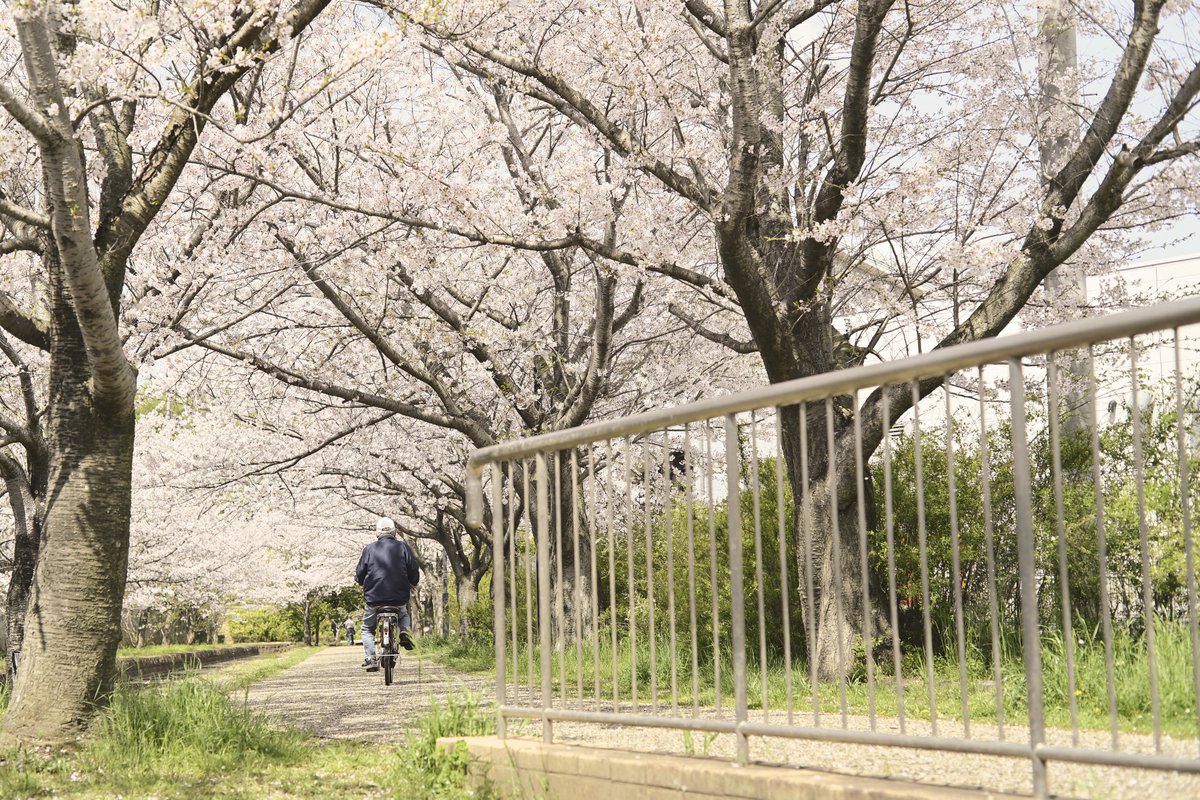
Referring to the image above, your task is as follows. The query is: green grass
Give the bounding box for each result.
[422,618,1200,739]
[0,657,496,799]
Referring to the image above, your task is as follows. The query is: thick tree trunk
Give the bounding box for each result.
[302,598,313,646]
[1038,0,1090,434]
[1,470,38,683]
[542,453,594,642]
[455,574,477,639]
[2,409,132,738]
[2,273,134,741]
[440,556,451,638]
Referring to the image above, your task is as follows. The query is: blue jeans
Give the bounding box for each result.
[361,604,411,660]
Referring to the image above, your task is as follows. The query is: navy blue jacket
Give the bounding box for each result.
[355,536,421,606]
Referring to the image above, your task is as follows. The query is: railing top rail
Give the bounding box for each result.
[465,295,1200,522]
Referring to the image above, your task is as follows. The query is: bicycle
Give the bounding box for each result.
[374,605,412,685]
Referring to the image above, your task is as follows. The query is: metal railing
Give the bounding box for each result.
[466,297,1200,798]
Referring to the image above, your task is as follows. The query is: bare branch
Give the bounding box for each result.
[0,285,50,352]
[0,236,41,255]
[668,302,758,353]
[0,80,57,142]
[177,328,494,447]
[684,0,727,36]
[396,12,716,209]
[0,194,49,229]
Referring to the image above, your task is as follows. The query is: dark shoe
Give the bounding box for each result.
[398,630,415,651]
[364,658,380,672]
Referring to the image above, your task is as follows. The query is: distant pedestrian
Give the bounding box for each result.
[344,616,356,646]
[331,618,338,644]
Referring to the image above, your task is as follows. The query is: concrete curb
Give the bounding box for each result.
[117,643,293,680]
[438,736,1024,800]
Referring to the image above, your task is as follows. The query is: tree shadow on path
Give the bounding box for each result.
[243,645,492,741]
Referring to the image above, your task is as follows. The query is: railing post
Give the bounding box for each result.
[725,414,749,765]
[491,463,507,739]
[1009,358,1048,799]
[536,452,554,744]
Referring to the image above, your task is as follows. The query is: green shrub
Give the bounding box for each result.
[227,605,302,642]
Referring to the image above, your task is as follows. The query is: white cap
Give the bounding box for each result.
[375,516,397,537]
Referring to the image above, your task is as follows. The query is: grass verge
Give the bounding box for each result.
[420,618,1200,739]
[0,660,495,799]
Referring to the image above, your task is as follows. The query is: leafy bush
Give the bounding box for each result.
[227,605,302,642]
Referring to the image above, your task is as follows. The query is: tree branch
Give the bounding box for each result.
[668,302,758,353]
[0,193,49,229]
[13,8,135,404]
[95,0,335,274]
[0,79,57,142]
[178,328,494,447]
[685,0,727,36]
[0,289,50,351]
[399,13,716,209]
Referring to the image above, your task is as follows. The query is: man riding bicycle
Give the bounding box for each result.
[355,516,420,671]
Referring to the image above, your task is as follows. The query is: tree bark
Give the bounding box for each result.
[455,574,477,639]
[3,273,133,740]
[0,456,39,683]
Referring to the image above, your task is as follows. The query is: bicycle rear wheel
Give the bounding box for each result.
[383,653,395,685]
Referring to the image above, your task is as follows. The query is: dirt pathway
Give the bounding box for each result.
[243,644,491,742]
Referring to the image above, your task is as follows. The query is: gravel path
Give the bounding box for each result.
[243,644,491,742]
[247,647,1199,798]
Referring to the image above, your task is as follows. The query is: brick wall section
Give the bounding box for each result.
[438,736,1023,800]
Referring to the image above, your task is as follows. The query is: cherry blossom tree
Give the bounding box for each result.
[143,22,759,638]
[374,0,1200,676]
[0,0,334,740]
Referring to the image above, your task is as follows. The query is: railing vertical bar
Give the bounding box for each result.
[572,449,584,705]
[978,367,1005,738]
[826,396,848,727]
[626,438,638,712]
[750,410,769,722]
[911,381,938,735]
[944,377,969,738]
[554,452,567,703]
[588,447,601,711]
[524,459,535,701]
[1047,354,1079,745]
[1008,358,1047,799]
[726,413,750,765]
[606,440,619,710]
[853,390,877,730]
[509,461,520,703]
[881,389,906,733]
[1175,333,1200,752]
[536,453,554,743]
[492,463,508,739]
[664,432,679,716]
[1129,340,1163,752]
[777,408,794,725]
[1088,348,1120,749]
[706,421,723,717]
[645,443,658,714]
[800,403,818,724]
[685,424,700,719]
